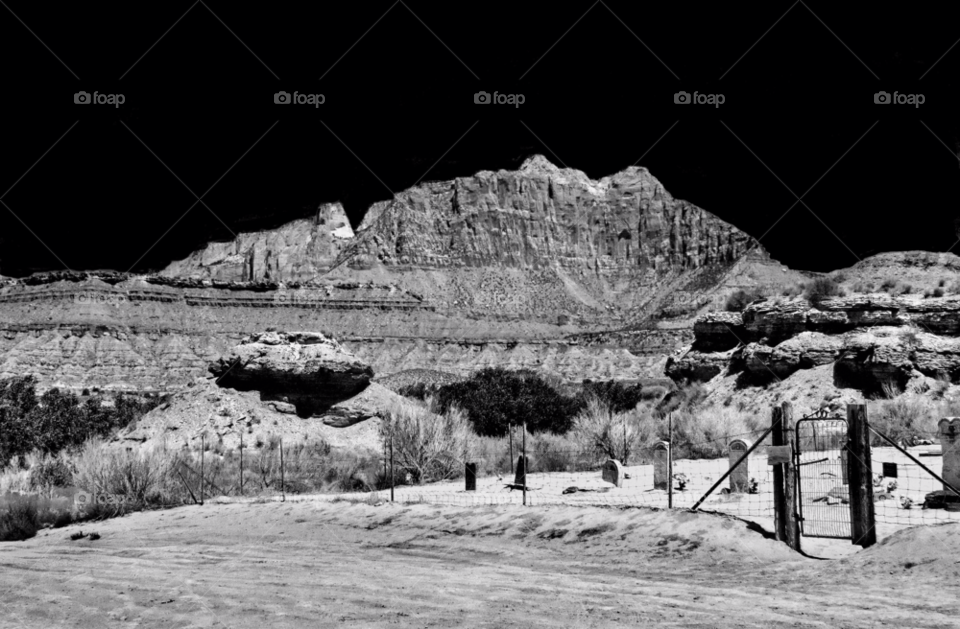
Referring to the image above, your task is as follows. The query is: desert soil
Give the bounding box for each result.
[1,500,958,628]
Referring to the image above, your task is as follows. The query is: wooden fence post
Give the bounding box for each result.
[846,403,876,548]
[772,402,800,551]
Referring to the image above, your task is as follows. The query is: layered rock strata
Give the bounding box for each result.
[667,296,960,392]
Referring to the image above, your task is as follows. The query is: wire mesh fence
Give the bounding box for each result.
[109,413,960,545]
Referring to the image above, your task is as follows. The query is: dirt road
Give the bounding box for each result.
[1,500,958,628]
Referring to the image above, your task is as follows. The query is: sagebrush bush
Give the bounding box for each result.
[724,288,765,312]
[381,397,471,484]
[804,276,843,308]
[0,495,40,541]
[571,398,658,464]
[871,395,941,446]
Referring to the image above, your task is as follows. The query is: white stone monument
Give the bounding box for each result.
[653,441,670,490]
[728,438,752,493]
[939,418,960,492]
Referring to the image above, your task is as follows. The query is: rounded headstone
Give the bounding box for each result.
[653,441,670,490]
[602,459,624,488]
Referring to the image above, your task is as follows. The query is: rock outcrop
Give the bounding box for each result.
[668,296,960,393]
[208,331,373,416]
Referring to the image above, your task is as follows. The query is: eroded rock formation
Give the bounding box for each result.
[209,331,374,416]
[668,296,960,393]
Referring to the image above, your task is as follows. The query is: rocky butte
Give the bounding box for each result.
[0,156,801,394]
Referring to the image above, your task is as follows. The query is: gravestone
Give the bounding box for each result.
[939,418,960,492]
[465,463,477,491]
[728,438,752,493]
[514,455,530,487]
[602,459,624,488]
[653,441,670,490]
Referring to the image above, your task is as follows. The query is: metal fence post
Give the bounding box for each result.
[390,431,395,503]
[199,434,205,506]
[667,413,673,509]
[280,437,285,503]
[239,431,244,496]
[522,422,527,507]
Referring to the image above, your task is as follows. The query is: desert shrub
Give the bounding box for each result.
[72,439,190,509]
[27,453,74,493]
[435,368,580,436]
[933,287,945,298]
[724,288,765,312]
[871,395,940,446]
[0,377,164,463]
[0,494,40,541]
[831,272,848,284]
[640,385,670,402]
[380,398,471,484]
[899,326,921,346]
[781,284,803,297]
[396,382,434,400]
[669,406,765,459]
[570,399,659,464]
[529,431,579,472]
[804,276,842,308]
[899,284,913,295]
[577,380,644,413]
[880,278,898,293]
[851,281,872,294]
[656,383,709,417]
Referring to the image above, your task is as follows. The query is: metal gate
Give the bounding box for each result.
[795,416,852,539]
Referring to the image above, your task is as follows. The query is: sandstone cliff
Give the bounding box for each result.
[0,157,804,393]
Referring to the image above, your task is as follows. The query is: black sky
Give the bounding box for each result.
[1,1,959,276]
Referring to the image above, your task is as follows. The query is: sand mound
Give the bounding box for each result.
[115,379,408,451]
[836,522,960,577]
[326,502,799,564]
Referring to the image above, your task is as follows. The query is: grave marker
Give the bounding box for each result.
[465,463,477,491]
[602,459,624,488]
[653,441,670,490]
[939,418,960,492]
[514,455,530,487]
[728,438,752,492]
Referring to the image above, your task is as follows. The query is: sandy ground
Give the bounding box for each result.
[2,501,959,628]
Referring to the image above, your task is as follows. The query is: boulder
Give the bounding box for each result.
[209,331,374,415]
[665,348,734,382]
